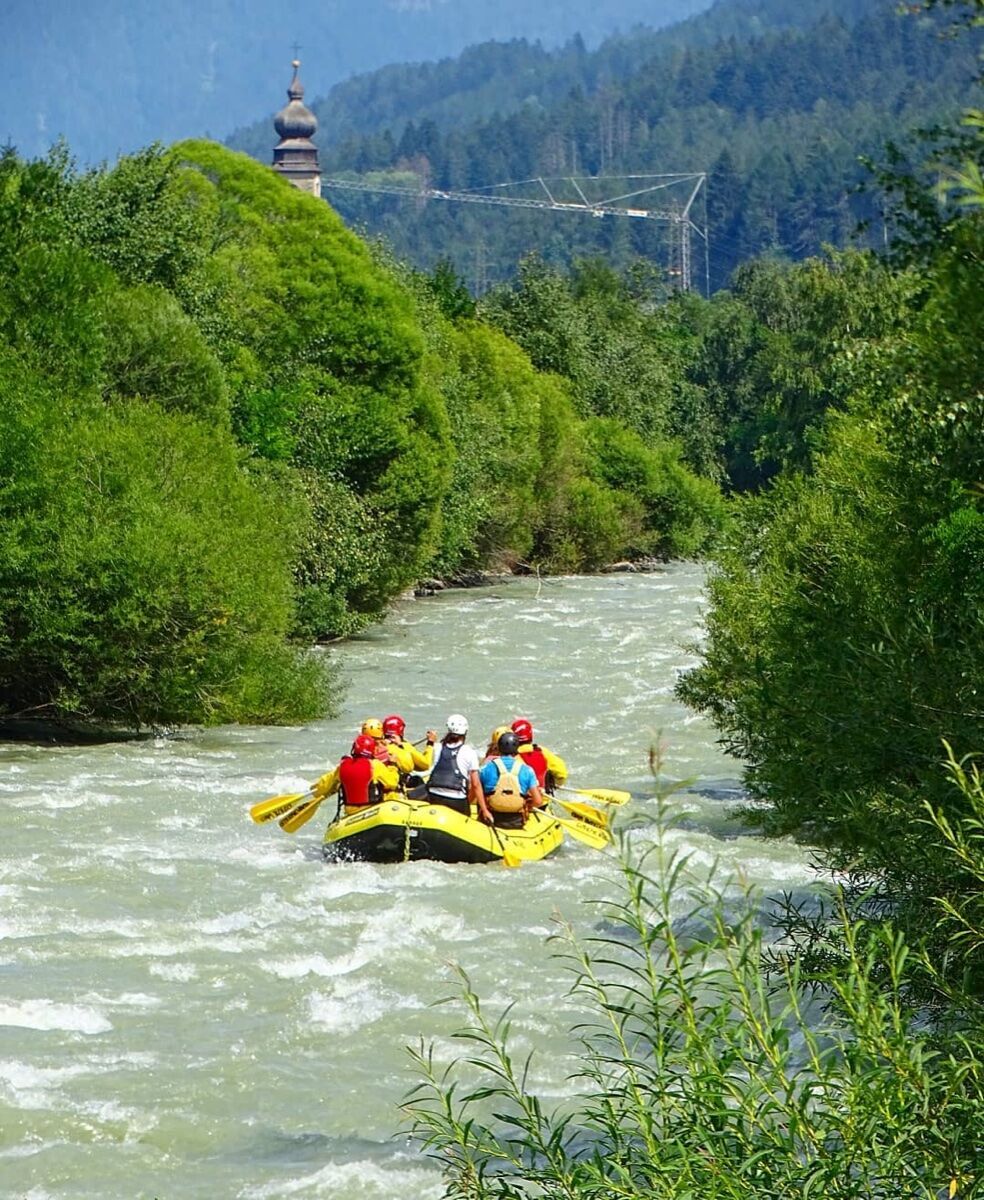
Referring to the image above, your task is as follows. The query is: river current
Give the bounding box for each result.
[0,570,817,1199]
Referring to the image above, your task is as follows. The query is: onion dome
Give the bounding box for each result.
[274,60,318,141]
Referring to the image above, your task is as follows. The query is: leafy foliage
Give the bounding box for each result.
[678,212,984,984]
[0,149,335,726]
[684,250,920,489]
[407,799,984,1198]
[0,140,727,725]
[0,364,328,726]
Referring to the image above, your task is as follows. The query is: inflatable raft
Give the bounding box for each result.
[322,797,565,865]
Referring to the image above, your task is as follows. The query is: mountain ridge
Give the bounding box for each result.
[228,0,877,160]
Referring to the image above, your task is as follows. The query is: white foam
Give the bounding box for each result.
[149,961,198,982]
[0,1000,112,1035]
[240,1158,443,1199]
[0,917,37,941]
[0,1140,66,1161]
[306,984,423,1035]
[259,953,340,981]
[0,1060,93,1091]
[198,909,263,935]
[158,814,205,830]
[81,991,162,1010]
[15,789,121,811]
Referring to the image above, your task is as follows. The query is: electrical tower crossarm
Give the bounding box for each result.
[322,177,693,224]
[320,173,709,294]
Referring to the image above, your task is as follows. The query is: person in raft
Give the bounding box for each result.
[482,725,511,763]
[511,717,568,795]
[361,717,414,776]
[311,734,400,815]
[422,714,483,818]
[479,730,545,830]
[382,714,437,781]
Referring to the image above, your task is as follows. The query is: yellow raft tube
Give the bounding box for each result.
[323,798,564,865]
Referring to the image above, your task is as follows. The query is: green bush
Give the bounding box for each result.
[586,417,727,558]
[685,252,918,490]
[0,374,330,726]
[678,221,984,988]
[427,322,546,575]
[291,472,391,640]
[100,284,229,420]
[407,798,984,1199]
[482,256,684,448]
[169,141,452,630]
[0,237,111,391]
[544,477,638,572]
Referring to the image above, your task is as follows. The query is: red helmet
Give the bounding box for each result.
[352,735,376,758]
[511,718,534,743]
[382,714,406,738]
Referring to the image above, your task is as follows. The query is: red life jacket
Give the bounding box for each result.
[338,755,378,807]
[520,745,549,788]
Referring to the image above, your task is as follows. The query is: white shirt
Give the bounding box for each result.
[425,739,480,797]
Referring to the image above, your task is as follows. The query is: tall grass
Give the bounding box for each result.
[405,783,984,1198]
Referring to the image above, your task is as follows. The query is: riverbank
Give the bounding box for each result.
[413,555,672,596]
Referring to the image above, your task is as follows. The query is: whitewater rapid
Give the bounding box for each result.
[0,569,816,1199]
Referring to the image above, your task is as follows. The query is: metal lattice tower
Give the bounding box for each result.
[322,172,709,294]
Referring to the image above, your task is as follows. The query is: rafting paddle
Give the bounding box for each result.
[551,811,612,850]
[249,790,313,824]
[279,794,325,834]
[557,785,630,807]
[487,820,521,868]
[554,798,609,828]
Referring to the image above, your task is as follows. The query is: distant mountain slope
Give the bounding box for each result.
[229,0,875,160]
[231,0,978,291]
[0,0,710,165]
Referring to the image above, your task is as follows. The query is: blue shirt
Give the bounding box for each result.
[479,756,538,796]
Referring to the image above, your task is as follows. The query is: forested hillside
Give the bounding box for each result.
[0,141,723,729]
[230,0,978,289]
[0,0,708,165]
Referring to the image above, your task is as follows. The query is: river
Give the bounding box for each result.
[0,569,817,1199]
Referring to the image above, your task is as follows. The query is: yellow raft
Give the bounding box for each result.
[322,797,565,865]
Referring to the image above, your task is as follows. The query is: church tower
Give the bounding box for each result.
[272,60,321,197]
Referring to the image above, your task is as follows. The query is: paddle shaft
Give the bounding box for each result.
[486,817,521,868]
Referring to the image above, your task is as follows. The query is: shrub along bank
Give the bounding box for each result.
[408,787,984,1199]
[676,93,984,993]
[0,141,724,728]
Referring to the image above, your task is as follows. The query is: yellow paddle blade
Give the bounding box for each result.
[553,812,611,850]
[279,796,324,834]
[250,791,309,824]
[559,785,631,807]
[499,842,522,869]
[488,823,521,867]
[555,798,609,828]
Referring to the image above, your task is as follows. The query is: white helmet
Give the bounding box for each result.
[446,713,468,736]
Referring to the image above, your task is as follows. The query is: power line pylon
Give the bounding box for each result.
[322,172,710,294]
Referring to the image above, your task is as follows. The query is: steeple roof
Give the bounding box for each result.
[274,60,317,141]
